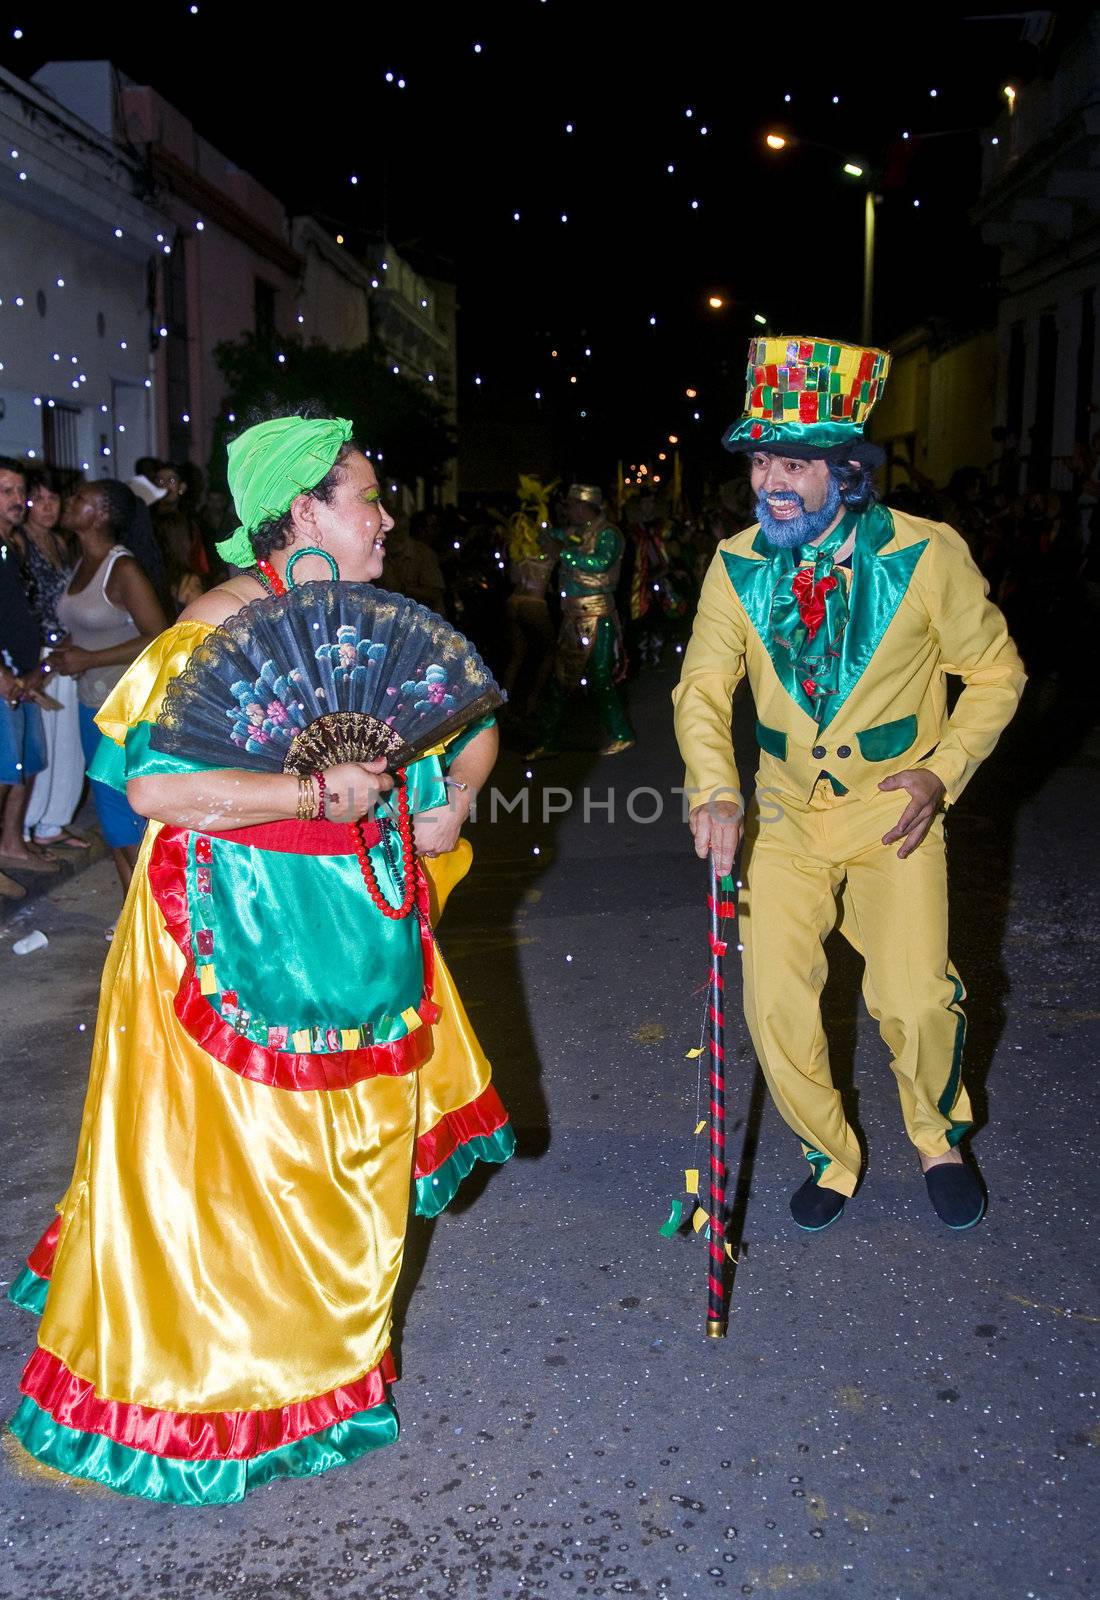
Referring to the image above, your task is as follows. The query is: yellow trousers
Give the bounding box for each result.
[740,778,972,1196]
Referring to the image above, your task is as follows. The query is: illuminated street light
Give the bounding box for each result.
[765,130,876,343]
[754,313,768,325]
[685,387,697,398]
[668,434,679,445]
[1003,84,1017,112]
[707,295,724,309]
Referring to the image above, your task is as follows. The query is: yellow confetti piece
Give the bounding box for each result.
[292,1029,311,1052]
[692,1205,709,1233]
[401,1005,423,1033]
[340,1029,360,1051]
[694,1120,706,1136]
[685,1046,703,1059]
[198,964,217,995]
[685,1168,699,1195]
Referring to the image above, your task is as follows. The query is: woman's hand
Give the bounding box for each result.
[0,665,20,708]
[323,760,394,822]
[413,790,471,858]
[48,643,93,677]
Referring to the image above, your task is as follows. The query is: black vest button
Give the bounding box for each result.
[812,744,826,760]
[836,744,852,758]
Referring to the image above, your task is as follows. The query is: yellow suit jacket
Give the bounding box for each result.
[672,505,1025,809]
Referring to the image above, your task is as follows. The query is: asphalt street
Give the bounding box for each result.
[1,666,1097,1600]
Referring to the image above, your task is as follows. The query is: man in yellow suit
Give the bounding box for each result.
[673,336,1025,1231]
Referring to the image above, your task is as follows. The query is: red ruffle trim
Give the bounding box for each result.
[21,1345,397,1461]
[414,1082,510,1179]
[27,1216,61,1280]
[147,827,439,1092]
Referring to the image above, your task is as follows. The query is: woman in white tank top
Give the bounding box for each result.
[52,482,168,901]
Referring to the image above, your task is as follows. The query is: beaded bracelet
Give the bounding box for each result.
[313,769,327,822]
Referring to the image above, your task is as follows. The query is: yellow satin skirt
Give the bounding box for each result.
[9,828,513,1501]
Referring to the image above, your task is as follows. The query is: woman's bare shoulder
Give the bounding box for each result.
[179,577,264,627]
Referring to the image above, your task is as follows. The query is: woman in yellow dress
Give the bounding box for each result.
[7,407,514,1504]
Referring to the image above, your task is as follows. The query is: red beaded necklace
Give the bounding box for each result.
[255,561,417,919]
[354,783,417,919]
[254,558,285,595]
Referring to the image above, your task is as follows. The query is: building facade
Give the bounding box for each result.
[0,63,171,477]
[868,327,999,492]
[971,15,1100,492]
[366,242,458,504]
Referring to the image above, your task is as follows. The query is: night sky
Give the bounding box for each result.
[4,4,1053,483]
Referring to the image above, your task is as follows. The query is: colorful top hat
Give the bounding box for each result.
[723,335,891,464]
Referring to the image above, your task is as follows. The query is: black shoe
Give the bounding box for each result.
[924,1161,985,1229]
[789,1176,846,1231]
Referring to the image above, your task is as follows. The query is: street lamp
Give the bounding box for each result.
[765,132,877,344]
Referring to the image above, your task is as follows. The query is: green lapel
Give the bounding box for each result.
[825,505,927,729]
[720,504,928,729]
[720,538,808,717]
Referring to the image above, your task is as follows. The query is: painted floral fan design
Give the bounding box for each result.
[151,583,503,774]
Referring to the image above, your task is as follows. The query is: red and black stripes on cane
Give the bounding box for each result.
[706,857,732,1337]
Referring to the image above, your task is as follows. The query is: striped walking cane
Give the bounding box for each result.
[706,855,734,1337]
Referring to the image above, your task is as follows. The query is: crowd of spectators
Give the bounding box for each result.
[2,437,1096,907]
[0,452,222,913]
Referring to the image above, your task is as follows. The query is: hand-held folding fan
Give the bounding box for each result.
[150,583,504,773]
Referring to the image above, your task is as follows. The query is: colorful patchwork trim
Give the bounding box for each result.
[19,1344,397,1459]
[10,1391,398,1506]
[414,1085,515,1218]
[147,826,439,1091]
[743,335,890,426]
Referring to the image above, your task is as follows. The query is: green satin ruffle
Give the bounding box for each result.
[723,417,867,452]
[7,1266,48,1316]
[89,720,215,793]
[9,1392,399,1506]
[445,713,496,765]
[414,1125,517,1218]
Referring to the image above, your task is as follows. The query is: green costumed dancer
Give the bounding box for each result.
[527,483,635,759]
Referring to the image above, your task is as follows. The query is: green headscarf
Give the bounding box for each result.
[216,415,354,569]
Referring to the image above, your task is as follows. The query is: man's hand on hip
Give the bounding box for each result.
[689,799,743,877]
[879,769,946,859]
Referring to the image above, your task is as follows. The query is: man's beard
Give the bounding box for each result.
[756,475,841,548]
